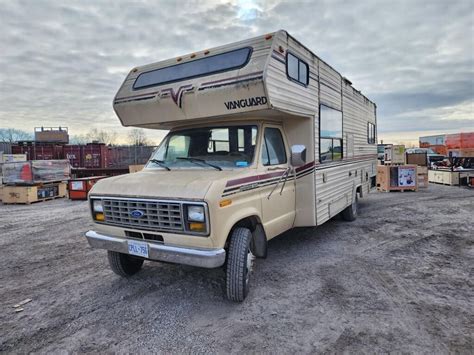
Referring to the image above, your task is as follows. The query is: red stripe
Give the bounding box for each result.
[295,160,316,172]
[225,170,285,188]
[115,91,159,101]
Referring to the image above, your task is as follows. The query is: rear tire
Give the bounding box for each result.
[226,227,254,302]
[341,195,358,221]
[107,251,144,277]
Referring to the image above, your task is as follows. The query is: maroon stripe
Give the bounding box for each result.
[201,71,264,86]
[226,170,285,188]
[115,90,160,101]
[295,160,316,172]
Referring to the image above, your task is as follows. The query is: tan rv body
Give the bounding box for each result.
[85,30,377,300]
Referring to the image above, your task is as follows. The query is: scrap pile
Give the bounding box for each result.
[1,158,70,204]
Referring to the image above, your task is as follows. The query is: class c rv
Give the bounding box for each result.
[85,30,377,301]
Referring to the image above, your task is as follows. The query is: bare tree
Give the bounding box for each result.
[127,128,149,146]
[69,134,89,145]
[0,128,33,142]
[86,128,118,145]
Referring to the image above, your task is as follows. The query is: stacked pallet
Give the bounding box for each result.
[1,160,70,204]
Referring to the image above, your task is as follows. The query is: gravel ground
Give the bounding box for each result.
[0,184,473,353]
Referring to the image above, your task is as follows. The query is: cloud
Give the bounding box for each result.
[0,0,473,144]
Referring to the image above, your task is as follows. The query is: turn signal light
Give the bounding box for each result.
[189,222,206,232]
[219,199,232,207]
[94,212,105,221]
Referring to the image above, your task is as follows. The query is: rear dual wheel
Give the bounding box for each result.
[341,195,358,221]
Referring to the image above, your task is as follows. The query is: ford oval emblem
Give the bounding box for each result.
[130,209,144,218]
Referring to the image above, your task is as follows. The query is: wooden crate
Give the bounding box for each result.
[428,170,459,186]
[2,182,67,204]
[377,165,417,192]
[384,145,405,164]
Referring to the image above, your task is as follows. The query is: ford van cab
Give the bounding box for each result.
[85,30,377,301]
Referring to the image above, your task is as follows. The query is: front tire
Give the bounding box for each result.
[341,195,358,221]
[226,227,254,302]
[107,251,144,277]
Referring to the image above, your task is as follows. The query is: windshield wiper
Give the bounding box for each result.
[176,157,222,171]
[149,159,171,171]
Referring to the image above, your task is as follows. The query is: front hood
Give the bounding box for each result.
[90,169,239,200]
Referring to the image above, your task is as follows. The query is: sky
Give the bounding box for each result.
[0,0,473,145]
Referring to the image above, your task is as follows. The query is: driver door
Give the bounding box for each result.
[259,125,296,238]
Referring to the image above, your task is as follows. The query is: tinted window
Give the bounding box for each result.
[321,105,342,138]
[320,138,332,162]
[286,53,309,86]
[134,47,252,89]
[367,122,376,144]
[287,53,299,81]
[261,128,287,166]
[320,105,343,162]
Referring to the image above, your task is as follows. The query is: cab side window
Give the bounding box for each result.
[261,127,287,166]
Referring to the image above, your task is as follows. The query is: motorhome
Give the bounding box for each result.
[85,30,377,301]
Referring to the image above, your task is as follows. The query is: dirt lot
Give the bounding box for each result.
[0,184,473,353]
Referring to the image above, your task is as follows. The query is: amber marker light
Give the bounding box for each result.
[189,222,206,232]
[204,50,210,55]
[177,57,183,62]
[190,53,196,58]
[95,213,105,221]
[265,34,273,40]
[219,199,232,208]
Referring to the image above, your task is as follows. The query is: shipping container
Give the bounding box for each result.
[446,132,474,150]
[12,143,63,160]
[0,142,12,154]
[447,148,474,158]
[82,143,108,169]
[63,145,83,168]
[106,145,155,168]
[419,134,446,147]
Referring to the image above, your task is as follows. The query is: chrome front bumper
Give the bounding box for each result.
[85,231,226,268]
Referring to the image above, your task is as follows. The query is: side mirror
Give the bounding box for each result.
[290,145,307,167]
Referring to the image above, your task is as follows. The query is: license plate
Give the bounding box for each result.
[128,240,149,258]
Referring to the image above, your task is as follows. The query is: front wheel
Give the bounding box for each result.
[341,195,358,221]
[225,227,254,302]
[107,251,144,277]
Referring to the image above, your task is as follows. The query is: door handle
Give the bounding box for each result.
[267,166,287,171]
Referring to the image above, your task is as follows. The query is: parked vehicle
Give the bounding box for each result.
[85,30,378,301]
[406,148,444,164]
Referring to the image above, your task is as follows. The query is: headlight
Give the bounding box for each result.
[92,199,104,212]
[187,205,205,222]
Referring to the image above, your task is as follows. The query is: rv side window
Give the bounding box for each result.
[133,47,252,89]
[367,123,376,144]
[261,128,287,166]
[286,53,309,86]
[319,105,343,162]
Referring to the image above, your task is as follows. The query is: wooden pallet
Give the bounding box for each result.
[377,186,418,193]
[2,182,67,204]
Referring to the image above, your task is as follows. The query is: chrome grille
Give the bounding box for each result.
[102,198,184,231]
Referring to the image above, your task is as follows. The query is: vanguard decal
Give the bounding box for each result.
[224,96,267,110]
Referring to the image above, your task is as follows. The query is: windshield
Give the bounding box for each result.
[148,125,258,170]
